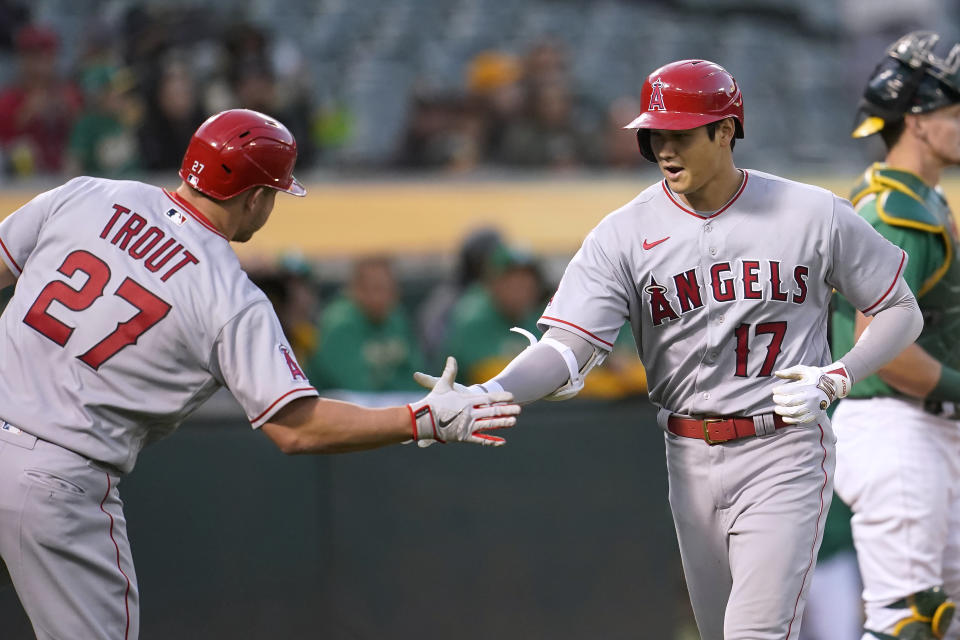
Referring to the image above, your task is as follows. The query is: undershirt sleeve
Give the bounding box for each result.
[837,277,923,384]
[484,327,597,404]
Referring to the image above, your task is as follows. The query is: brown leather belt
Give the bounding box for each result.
[667,414,788,445]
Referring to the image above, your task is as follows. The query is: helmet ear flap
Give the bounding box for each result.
[637,130,656,162]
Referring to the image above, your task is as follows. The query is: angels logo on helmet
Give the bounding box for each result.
[649,78,667,112]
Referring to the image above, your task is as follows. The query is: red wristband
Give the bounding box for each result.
[406,404,418,440]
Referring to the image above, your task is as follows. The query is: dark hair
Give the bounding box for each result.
[879,118,906,150]
[705,120,737,151]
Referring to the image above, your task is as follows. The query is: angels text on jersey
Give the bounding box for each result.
[645,259,809,326]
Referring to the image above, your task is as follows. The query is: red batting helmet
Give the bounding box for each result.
[624,59,744,162]
[180,109,306,200]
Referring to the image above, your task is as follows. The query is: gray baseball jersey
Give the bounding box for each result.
[0,176,317,473]
[539,170,906,416]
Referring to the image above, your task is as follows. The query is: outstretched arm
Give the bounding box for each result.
[415,327,602,405]
[261,397,412,454]
[262,357,520,454]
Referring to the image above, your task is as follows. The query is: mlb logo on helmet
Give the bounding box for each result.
[165,208,187,226]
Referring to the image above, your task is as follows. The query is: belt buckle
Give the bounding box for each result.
[702,418,724,445]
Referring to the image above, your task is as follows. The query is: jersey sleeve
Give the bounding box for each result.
[210,300,319,428]
[827,195,908,316]
[538,227,629,350]
[0,180,71,276]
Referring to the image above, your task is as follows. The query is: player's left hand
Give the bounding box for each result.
[407,356,520,446]
[771,362,851,424]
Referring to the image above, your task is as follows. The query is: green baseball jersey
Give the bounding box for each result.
[442,284,541,384]
[306,296,424,392]
[832,164,960,397]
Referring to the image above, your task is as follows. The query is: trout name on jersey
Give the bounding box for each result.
[99,204,200,282]
[645,259,809,326]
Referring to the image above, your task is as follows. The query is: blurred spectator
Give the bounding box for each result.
[492,38,604,169]
[203,22,316,168]
[120,5,218,80]
[230,58,317,168]
[312,94,353,160]
[247,254,321,364]
[442,243,545,384]
[74,18,120,72]
[307,256,424,392]
[465,51,525,162]
[417,227,504,363]
[495,77,597,169]
[0,25,83,175]
[395,91,485,170]
[523,38,568,88]
[66,65,141,177]
[603,96,645,168]
[138,57,207,171]
[223,22,269,73]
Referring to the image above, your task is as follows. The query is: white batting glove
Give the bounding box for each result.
[407,356,520,446]
[412,365,502,447]
[771,361,851,424]
[412,367,475,448]
[412,371,475,394]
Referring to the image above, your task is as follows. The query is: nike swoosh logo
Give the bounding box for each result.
[437,413,460,430]
[643,236,670,250]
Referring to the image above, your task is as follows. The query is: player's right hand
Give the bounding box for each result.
[407,357,520,446]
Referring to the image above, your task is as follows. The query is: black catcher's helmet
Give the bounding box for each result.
[853,31,960,138]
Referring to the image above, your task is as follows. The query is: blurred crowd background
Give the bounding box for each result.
[0,1,956,638]
[2,0,958,179]
[1,0,954,400]
[0,0,956,398]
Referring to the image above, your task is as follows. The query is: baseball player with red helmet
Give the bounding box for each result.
[415,59,924,639]
[0,108,519,639]
[832,31,960,640]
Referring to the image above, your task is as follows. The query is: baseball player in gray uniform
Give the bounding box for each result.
[0,108,520,640]
[415,59,924,639]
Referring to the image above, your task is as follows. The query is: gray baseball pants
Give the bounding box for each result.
[665,420,835,640]
[0,422,138,639]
